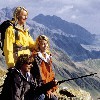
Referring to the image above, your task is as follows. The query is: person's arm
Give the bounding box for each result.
[14,74,23,100]
[27,32,35,50]
[47,57,58,93]
[1,69,20,100]
[49,57,55,81]
[3,26,15,68]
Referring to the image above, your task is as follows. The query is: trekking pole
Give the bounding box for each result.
[57,73,97,85]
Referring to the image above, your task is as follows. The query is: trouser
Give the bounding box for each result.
[25,92,45,100]
[34,94,45,100]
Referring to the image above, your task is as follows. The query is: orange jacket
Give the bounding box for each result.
[32,51,57,93]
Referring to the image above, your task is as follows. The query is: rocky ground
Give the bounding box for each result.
[0,49,99,100]
[0,67,93,100]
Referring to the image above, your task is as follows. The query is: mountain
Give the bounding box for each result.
[33,14,94,44]
[0,7,13,22]
[93,35,100,46]
[1,8,100,61]
[51,48,100,100]
[31,14,100,61]
[0,7,100,99]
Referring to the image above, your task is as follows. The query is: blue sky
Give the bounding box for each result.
[0,0,100,35]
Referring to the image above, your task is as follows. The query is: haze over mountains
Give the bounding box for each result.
[0,7,100,99]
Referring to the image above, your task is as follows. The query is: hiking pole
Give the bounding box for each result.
[57,73,97,85]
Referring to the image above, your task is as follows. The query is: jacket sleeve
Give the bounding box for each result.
[1,70,17,100]
[27,33,35,50]
[47,59,58,93]
[14,74,24,100]
[3,26,15,68]
[48,58,55,81]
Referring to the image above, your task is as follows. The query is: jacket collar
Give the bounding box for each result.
[15,22,29,32]
[37,52,51,63]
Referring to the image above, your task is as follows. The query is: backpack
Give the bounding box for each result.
[0,20,18,55]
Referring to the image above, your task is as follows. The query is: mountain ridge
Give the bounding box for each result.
[30,14,100,61]
[33,14,95,44]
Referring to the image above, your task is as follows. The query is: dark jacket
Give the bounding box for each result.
[0,68,34,100]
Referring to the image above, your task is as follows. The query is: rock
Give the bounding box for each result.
[54,88,93,100]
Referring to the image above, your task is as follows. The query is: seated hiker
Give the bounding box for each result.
[31,35,58,100]
[2,6,35,68]
[0,54,45,100]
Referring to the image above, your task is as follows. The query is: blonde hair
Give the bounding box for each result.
[13,6,28,21]
[35,35,50,54]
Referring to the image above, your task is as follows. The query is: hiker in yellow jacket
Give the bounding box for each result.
[3,7,35,68]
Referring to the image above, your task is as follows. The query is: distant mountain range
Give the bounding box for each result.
[0,7,100,61]
[33,14,94,44]
[31,14,100,61]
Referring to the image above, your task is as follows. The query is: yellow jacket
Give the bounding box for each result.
[3,25,35,68]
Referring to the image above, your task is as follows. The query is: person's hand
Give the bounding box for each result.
[47,91,57,99]
[47,91,53,99]
[55,79,58,85]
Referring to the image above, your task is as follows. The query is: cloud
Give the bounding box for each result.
[0,0,100,34]
[71,15,78,20]
[57,5,74,14]
[0,0,20,9]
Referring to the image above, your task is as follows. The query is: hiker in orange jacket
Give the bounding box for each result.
[3,6,35,68]
[31,35,58,100]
